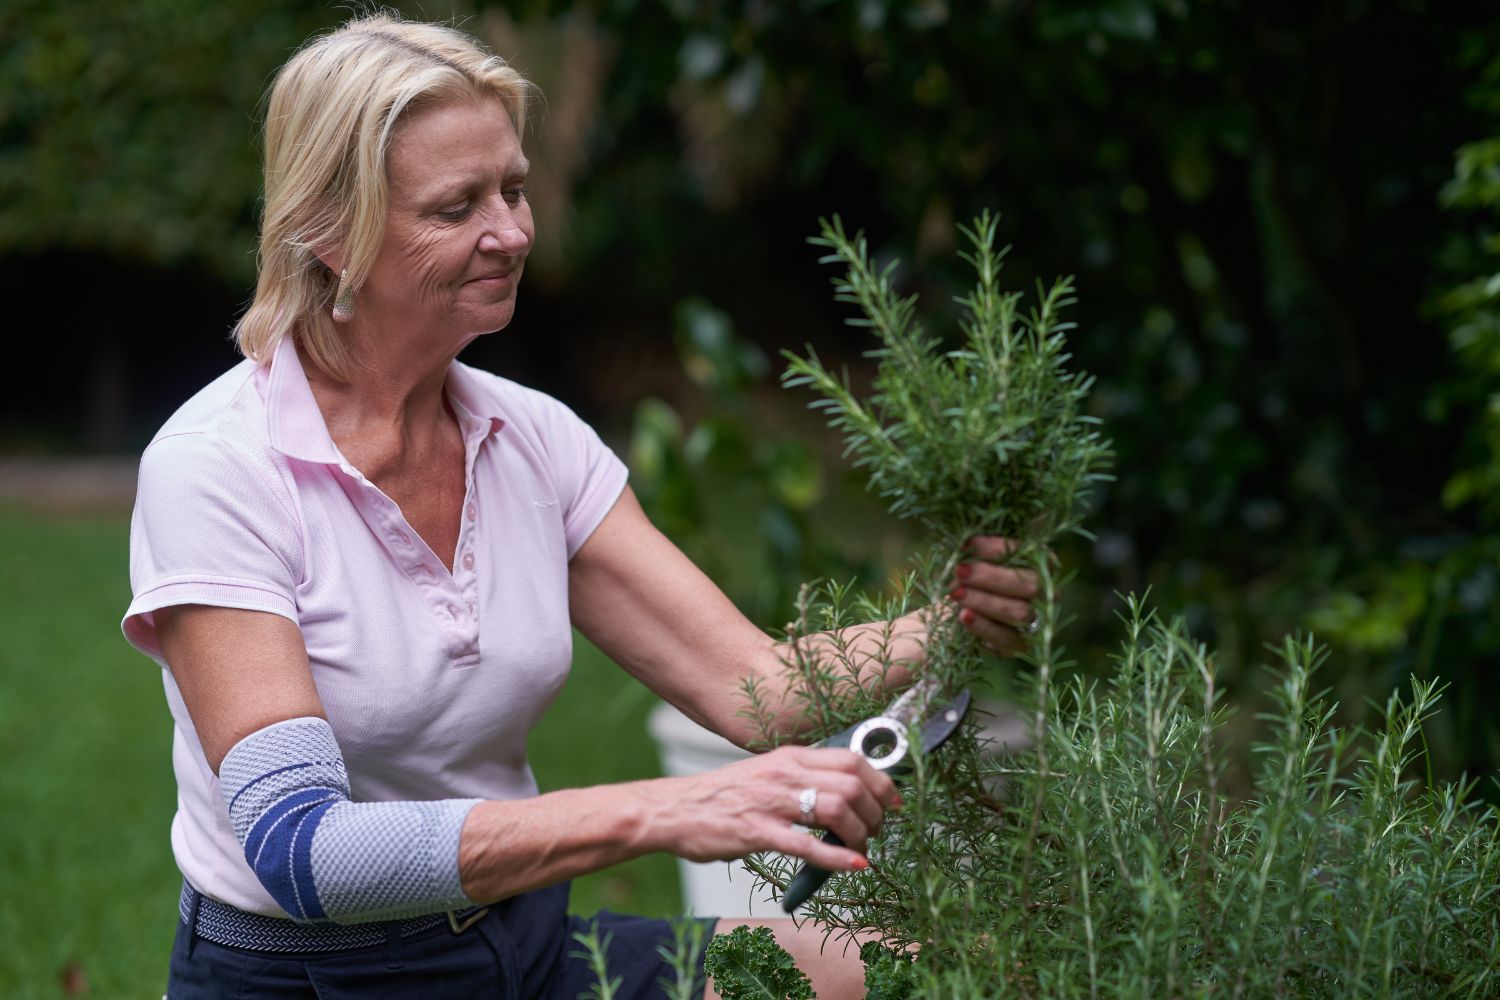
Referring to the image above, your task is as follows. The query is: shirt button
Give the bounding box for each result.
[466,504,477,522]
[447,603,460,618]
[462,552,475,571]
[467,602,477,619]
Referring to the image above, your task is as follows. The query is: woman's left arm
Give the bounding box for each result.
[568,487,1038,747]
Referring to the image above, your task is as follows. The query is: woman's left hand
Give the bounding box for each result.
[949,536,1041,656]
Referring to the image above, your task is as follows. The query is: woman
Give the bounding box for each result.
[122,13,1039,998]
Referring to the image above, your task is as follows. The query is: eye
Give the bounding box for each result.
[502,186,529,207]
[436,201,471,222]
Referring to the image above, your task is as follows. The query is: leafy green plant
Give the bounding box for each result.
[706,214,1500,996]
[629,298,881,628]
[656,916,711,1000]
[571,920,622,1000]
[704,925,815,1000]
[1309,70,1500,784]
[770,211,1109,711]
[859,940,920,1000]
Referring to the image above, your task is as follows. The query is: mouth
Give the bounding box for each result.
[466,273,515,286]
[465,266,522,287]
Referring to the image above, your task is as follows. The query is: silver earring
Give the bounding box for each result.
[332,268,355,322]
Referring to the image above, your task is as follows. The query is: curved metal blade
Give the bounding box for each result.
[917,688,972,753]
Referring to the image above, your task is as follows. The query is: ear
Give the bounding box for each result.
[311,243,345,275]
[309,208,347,274]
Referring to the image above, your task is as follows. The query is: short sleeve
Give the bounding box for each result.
[523,392,628,558]
[122,431,303,661]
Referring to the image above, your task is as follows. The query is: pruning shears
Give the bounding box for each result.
[780,675,973,912]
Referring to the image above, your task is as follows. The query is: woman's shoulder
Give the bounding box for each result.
[136,359,294,512]
[144,358,267,455]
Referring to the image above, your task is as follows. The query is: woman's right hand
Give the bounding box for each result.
[652,746,901,871]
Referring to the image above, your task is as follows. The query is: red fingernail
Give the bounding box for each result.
[950,586,967,601]
[851,857,869,871]
[955,563,972,580]
[892,793,905,809]
[960,608,976,625]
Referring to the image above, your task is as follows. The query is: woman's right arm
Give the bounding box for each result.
[155,605,324,769]
[157,604,892,919]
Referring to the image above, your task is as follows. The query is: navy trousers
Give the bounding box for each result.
[167,882,714,999]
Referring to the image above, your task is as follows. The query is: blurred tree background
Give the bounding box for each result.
[3,0,1496,786]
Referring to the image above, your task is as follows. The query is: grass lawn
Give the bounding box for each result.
[0,504,680,998]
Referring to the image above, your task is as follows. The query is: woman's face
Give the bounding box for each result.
[358,95,533,353]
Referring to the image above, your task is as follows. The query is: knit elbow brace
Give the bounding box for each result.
[217,716,480,925]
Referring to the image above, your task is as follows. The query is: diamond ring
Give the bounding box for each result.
[797,787,818,827]
[1024,613,1041,635]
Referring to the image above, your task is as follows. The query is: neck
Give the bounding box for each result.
[299,322,460,458]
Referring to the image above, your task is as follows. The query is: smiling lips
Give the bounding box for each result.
[466,271,517,285]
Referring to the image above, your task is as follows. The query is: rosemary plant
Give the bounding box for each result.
[572,920,623,1000]
[709,215,1500,998]
[657,917,711,1000]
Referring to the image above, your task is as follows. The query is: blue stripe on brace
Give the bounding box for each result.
[291,799,335,921]
[243,786,339,920]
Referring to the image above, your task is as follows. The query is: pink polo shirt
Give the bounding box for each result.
[122,337,628,916]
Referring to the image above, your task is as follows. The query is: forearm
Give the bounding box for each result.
[463,746,900,890]
[723,608,933,747]
[457,780,668,903]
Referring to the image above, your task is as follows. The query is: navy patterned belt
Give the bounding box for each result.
[178,881,492,954]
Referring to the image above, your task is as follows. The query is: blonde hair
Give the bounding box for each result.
[234,12,533,380]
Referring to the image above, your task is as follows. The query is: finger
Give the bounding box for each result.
[958,606,1025,656]
[816,788,874,850]
[793,746,868,772]
[762,820,869,872]
[954,561,1038,599]
[950,587,1033,630]
[800,748,901,809]
[789,760,888,839]
[965,536,1020,562]
[813,769,885,837]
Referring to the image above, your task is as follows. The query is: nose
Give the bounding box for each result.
[478,201,530,256]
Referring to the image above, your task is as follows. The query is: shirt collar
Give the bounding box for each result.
[263,336,344,464]
[263,338,505,463]
[444,360,508,444]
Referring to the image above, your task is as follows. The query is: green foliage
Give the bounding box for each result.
[1308,55,1500,782]
[655,917,710,1000]
[1433,120,1500,536]
[735,217,1500,995]
[703,925,815,1000]
[0,0,338,278]
[628,298,880,627]
[859,941,919,1000]
[571,920,622,1000]
[785,212,1111,556]
[751,602,1500,996]
[776,213,1109,705]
